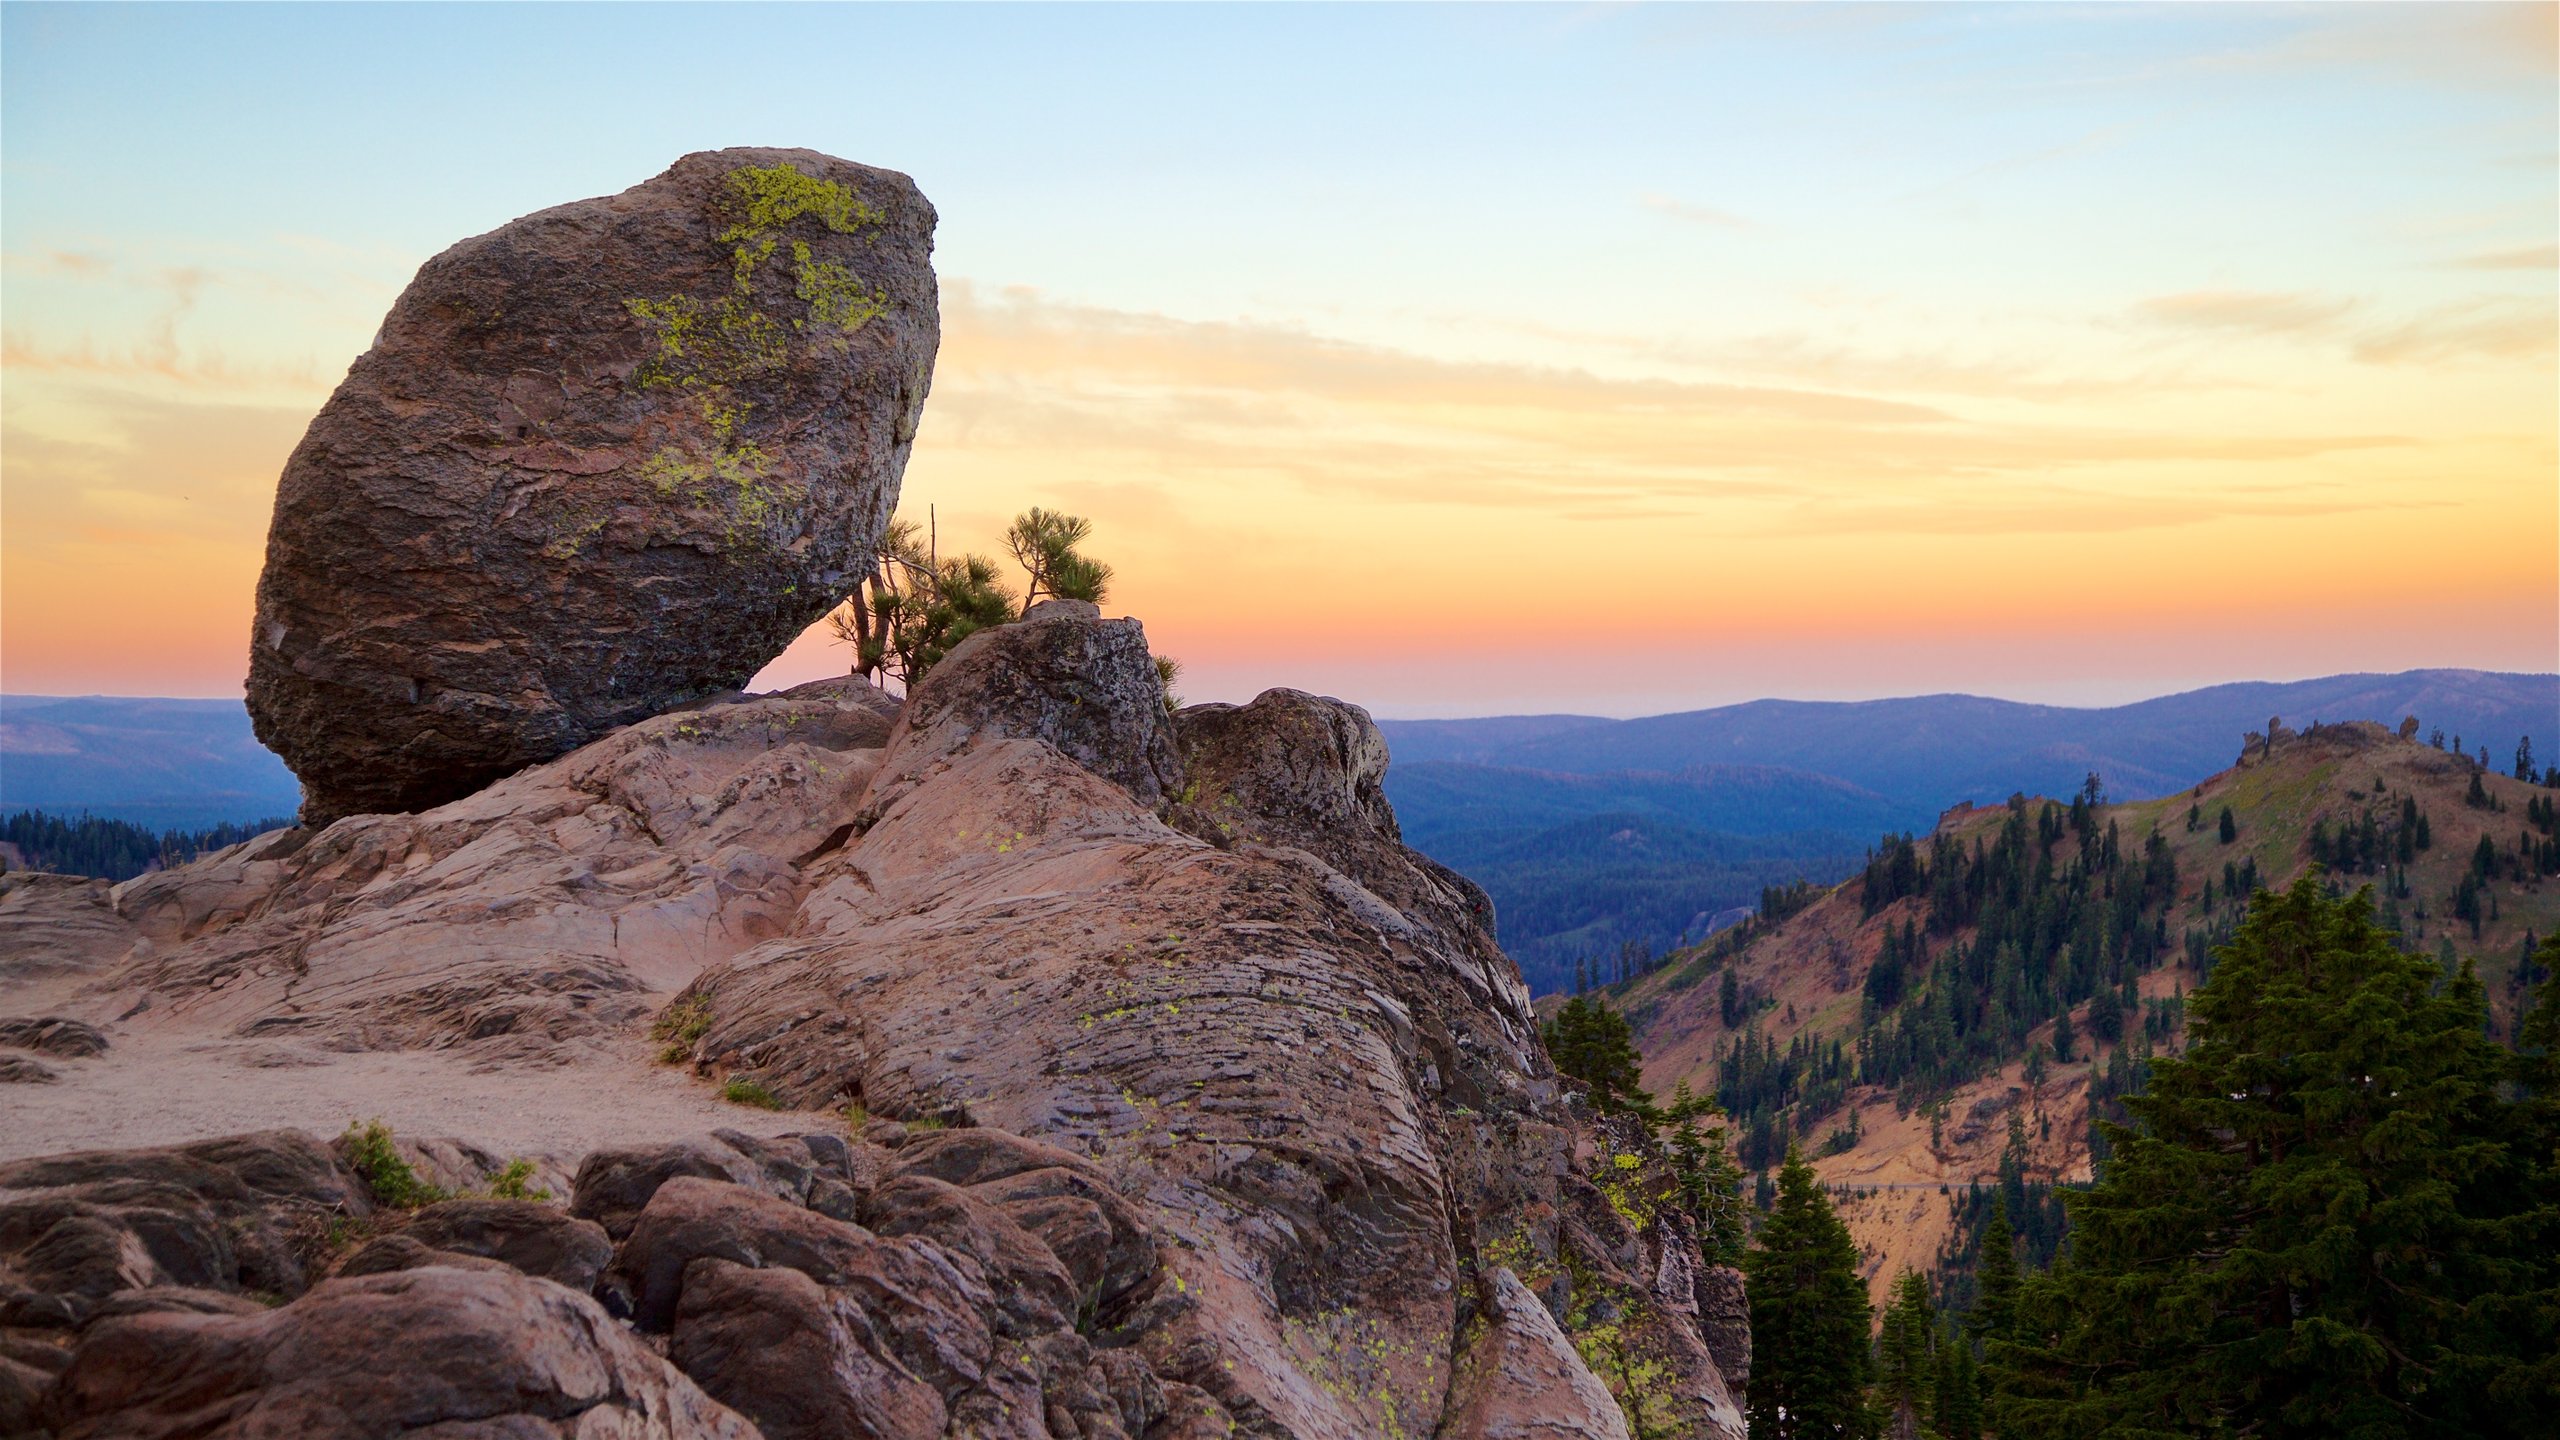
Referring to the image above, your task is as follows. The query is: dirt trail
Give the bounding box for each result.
[0,980,827,1166]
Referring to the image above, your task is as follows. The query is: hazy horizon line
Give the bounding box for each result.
[9,662,2552,729]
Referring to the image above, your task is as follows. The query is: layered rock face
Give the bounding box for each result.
[3,607,1744,1438]
[247,147,938,824]
[21,676,905,1063]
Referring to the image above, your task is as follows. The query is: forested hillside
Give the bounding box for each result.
[1384,760,1902,989]
[1431,813,1867,994]
[1597,718,2560,1304]
[0,811,293,882]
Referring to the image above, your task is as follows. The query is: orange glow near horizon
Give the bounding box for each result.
[4,273,2555,714]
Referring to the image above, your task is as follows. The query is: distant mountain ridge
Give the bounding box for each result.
[1380,669,2557,810]
[0,694,302,829]
[1380,669,2554,989]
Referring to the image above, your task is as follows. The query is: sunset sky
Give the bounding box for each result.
[4,3,2554,717]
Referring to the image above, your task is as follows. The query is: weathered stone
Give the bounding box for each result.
[859,1174,1078,1335]
[0,1131,369,1321]
[329,1232,515,1281]
[99,680,896,1060]
[1694,1263,1751,1393]
[608,1176,880,1330]
[572,1129,865,1241]
[46,1265,756,1439]
[0,600,1746,1437]
[396,1199,613,1292]
[959,1164,1155,1312]
[1171,685,1497,944]
[606,1175,1065,1431]
[247,146,938,823]
[0,1017,108,1058]
[669,606,1721,1438]
[0,874,132,980]
[0,1336,64,1436]
[0,1056,55,1084]
[1443,1267,1634,1440]
[669,1257,947,1440]
[858,600,1182,819]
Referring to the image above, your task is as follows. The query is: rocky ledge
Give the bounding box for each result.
[1,603,1746,1439]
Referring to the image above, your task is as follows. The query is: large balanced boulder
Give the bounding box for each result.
[248,146,939,823]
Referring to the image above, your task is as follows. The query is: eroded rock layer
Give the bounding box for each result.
[247,147,939,823]
[2,608,1744,1439]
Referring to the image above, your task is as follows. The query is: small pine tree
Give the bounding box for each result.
[1936,1340,1983,1440]
[1971,1209,2019,1340]
[1876,1269,1937,1435]
[1541,996,1652,1116]
[1004,507,1113,613]
[1746,1147,1878,1440]
[1662,1080,1750,1269]
[2217,807,2238,843]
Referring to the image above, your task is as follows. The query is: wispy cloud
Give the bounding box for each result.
[2353,298,2559,366]
[0,333,335,397]
[2446,243,2559,271]
[2132,290,2358,337]
[1763,485,2455,539]
[929,282,2421,524]
[2192,3,2558,89]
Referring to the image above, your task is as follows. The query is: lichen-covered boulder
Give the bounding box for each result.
[248,146,938,823]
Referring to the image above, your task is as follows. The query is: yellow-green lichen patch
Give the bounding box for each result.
[619,162,892,548]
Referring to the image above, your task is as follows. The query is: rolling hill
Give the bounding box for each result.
[1594,718,2560,1304]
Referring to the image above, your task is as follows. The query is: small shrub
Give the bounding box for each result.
[341,1120,445,1209]
[721,1077,783,1110]
[486,1158,552,1202]
[841,1102,869,1131]
[652,995,713,1064]
[906,1115,947,1133]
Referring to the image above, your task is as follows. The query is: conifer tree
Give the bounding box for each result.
[1985,877,2558,1438]
[1934,1340,1982,1440]
[1003,507,1113,613]
[1662,1080,1751,1269]
[1541,996,1652,1116]
[1875,1269,1936,1437]
[2217,807,2238,843]
[1746,1147,1877,1440]
[1971,1211,2019,1341]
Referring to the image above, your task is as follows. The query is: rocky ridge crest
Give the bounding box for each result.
[3,602,1745,1439]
